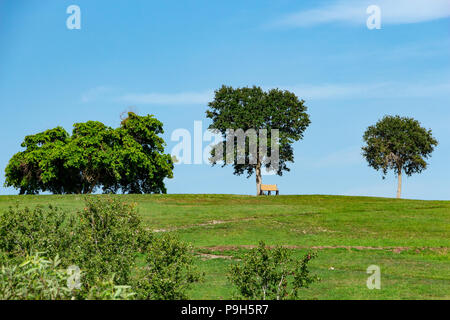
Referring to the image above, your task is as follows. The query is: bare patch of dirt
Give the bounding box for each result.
[152,218,256,233]
[195,253,237,261]
[197,245,448,254]
[289,226,336,234]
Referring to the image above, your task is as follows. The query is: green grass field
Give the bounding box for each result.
[1,194,449,300]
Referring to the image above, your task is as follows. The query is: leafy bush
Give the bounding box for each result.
[85,275,136,300]
[0,253,137,300]
[0,204,77,258]
[70,197,150,285]
[0,197,200,300]
[0,253,74,300]
[228,241,318,300]
[134,233,201,300]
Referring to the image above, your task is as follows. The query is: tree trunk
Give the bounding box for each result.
[256,160,262,196]
[396,169,402,199]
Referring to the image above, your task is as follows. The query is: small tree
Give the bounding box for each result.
[362,115,438,198]
[206,86,310,195]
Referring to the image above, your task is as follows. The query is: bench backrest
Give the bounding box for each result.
[260,184,278,191]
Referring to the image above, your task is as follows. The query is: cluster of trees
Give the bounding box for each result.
[4,112,174,195]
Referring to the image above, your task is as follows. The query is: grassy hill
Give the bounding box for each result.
[1,194,449,299]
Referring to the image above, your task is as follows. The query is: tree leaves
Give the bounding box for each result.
[206,85,311,178]
[4,112,174,194]
[362,115,438,178]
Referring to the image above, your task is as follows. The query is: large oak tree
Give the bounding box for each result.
[206,85,310,195]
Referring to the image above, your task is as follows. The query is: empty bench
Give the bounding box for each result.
[260,184,279,196]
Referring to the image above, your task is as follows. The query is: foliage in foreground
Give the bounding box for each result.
[0,253,135,300]
[228,241,319,300]
[0,254,74,300]
[0,197,200,300]
[134,233,202,300]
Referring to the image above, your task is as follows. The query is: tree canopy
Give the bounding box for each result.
[206,85,310,195]
[362,115,438,198]
[4,112,174,194]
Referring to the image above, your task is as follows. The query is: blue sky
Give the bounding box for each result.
[0,0,449,199]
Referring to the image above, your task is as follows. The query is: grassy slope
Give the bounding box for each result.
[0,194,449,299]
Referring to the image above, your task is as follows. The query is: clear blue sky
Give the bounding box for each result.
[0,0,449,199]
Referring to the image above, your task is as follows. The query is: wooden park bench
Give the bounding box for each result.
[260,184,279,196]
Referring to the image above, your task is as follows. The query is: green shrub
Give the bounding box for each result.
[85,275,136,300]
[134,233,202,300]
[0,204,77,258]
[0,197,200,300]
[228,241,318,300]
[0,253,75,300]
[0,253,138,300]
[70,197,150,286]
